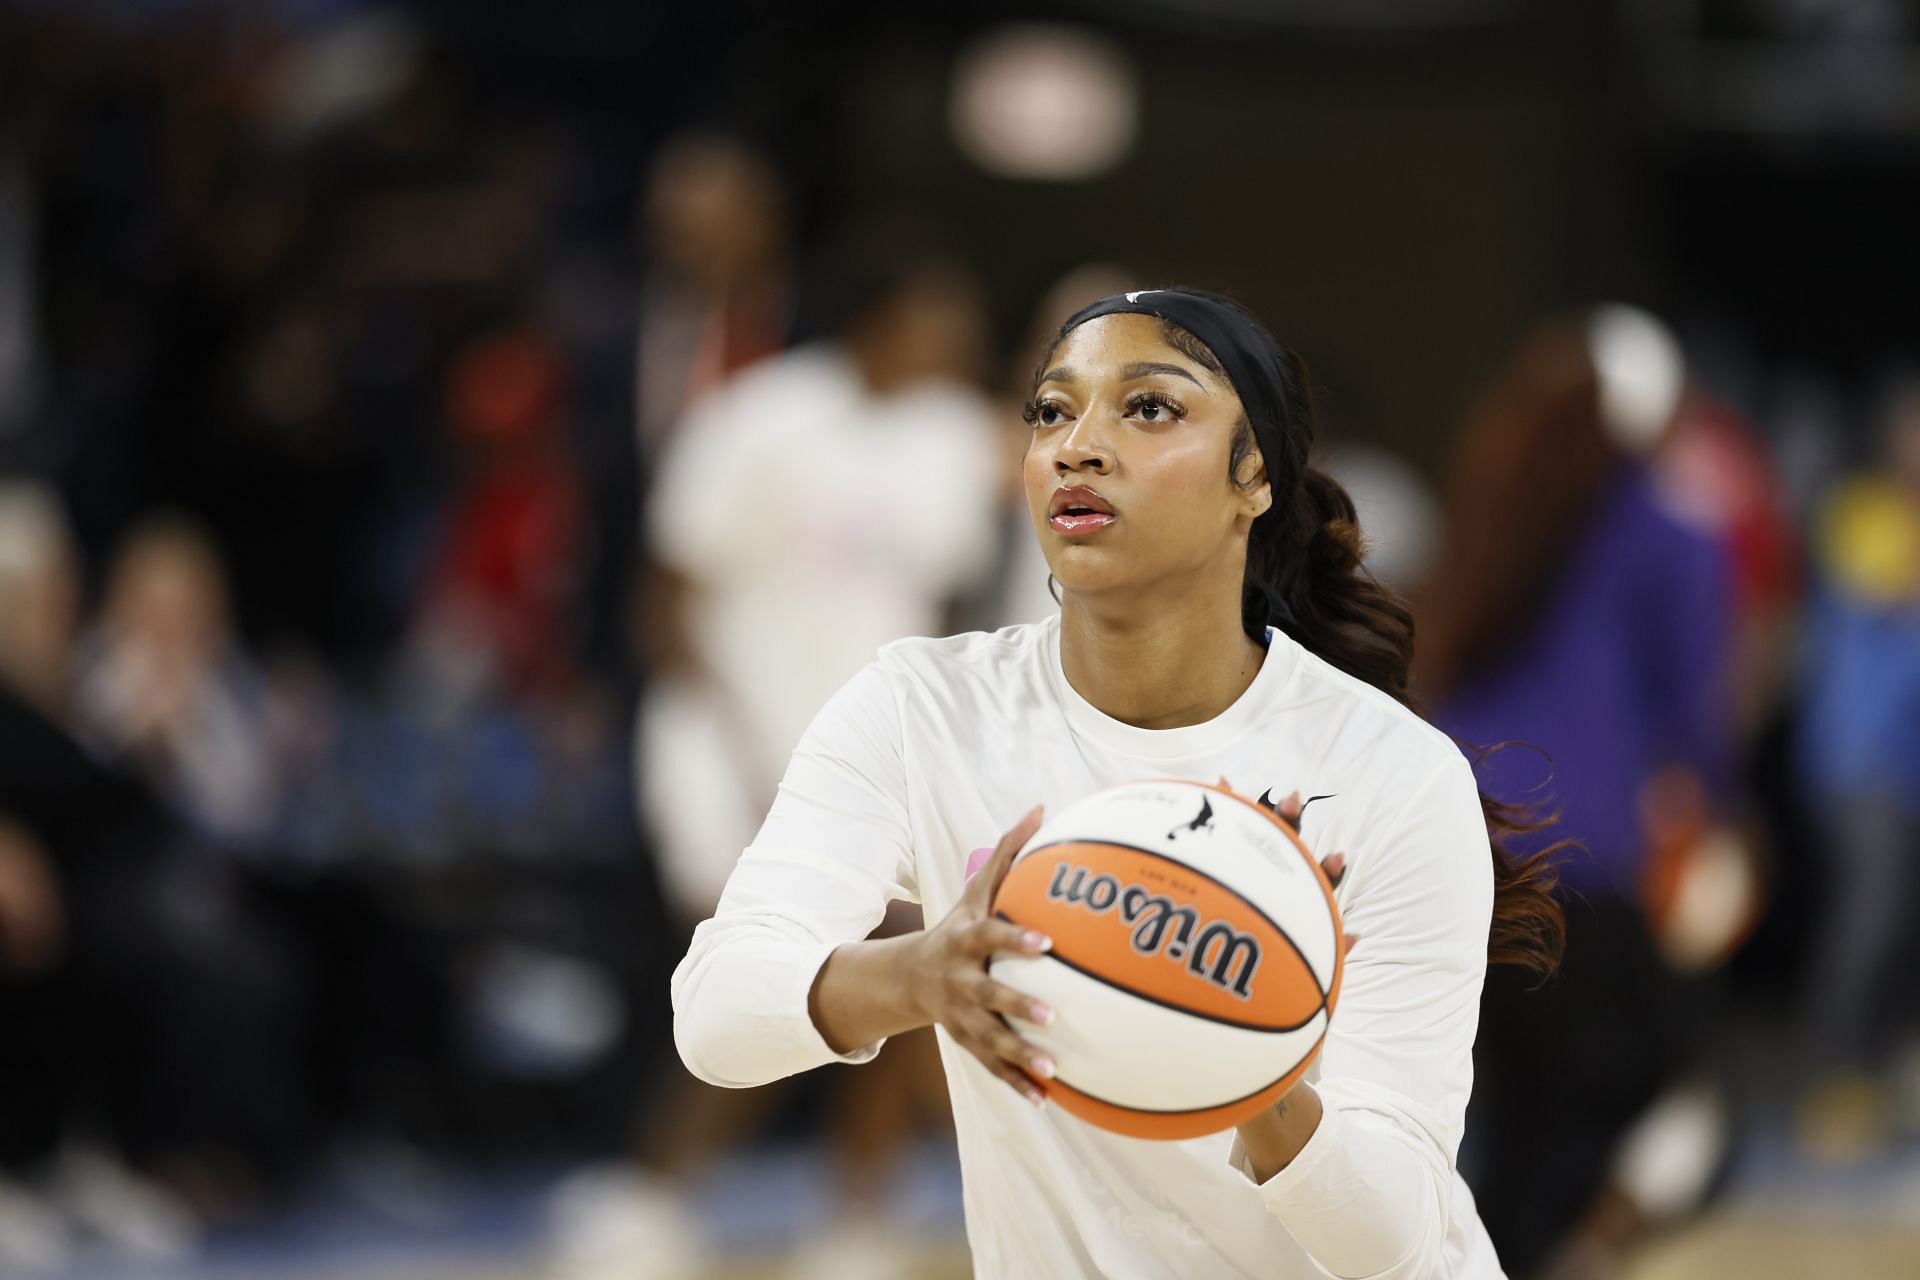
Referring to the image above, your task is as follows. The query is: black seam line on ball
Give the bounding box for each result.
[1047,1030,1330,1116]
[1013,837,1329,1002]
[990,909,1328,1033]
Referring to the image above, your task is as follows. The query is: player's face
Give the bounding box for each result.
[1023,313,1269,603]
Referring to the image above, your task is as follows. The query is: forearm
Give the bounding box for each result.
[807,931,930,1054]
[1235,1083,1325,1183]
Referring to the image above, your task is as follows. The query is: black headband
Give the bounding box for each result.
[1056,288,1294,466]
[1054,287,1300,631]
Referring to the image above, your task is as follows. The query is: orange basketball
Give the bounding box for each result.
[988,779,1343,1140]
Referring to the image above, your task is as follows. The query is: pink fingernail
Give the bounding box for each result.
[1032,1054,1056,1079]
[1023,931,1052,953]
[1024,1086,1045,1107]
[1030,1002,1054,1025]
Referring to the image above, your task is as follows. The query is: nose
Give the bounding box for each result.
[1052,410,1114,476]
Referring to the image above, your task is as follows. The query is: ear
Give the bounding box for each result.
[1237,452,1271,518]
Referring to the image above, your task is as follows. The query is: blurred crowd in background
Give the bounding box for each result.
[1,2,1918,1278]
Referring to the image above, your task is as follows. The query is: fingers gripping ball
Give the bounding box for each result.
[988,780,1343,1140]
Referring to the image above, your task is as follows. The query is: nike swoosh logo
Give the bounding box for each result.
[1255,789,1337,830]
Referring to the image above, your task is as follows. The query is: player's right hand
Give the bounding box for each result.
[904,804,1056,1105]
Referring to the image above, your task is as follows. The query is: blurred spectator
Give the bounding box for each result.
[407,329,586,709]
[639,242,1001,920]
[1793,376,1920,1161]
[566,244,1002,1280]
[1417,311,1742,1279]
[1651,374,1802,738]
[0,485,308,1270]
[0,483,80,996]
[74,513,278,845]
[0,482,76,720]
[617,131,798,703]
[634,130,794,467]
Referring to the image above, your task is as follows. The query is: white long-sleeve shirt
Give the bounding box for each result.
[672,616,1505,1279]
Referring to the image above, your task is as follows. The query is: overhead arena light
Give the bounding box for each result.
[950,25,1139,182]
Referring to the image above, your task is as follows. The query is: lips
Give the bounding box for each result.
[1049,486,1116,536]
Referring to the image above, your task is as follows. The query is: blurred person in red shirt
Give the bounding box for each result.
[408,329,585,707]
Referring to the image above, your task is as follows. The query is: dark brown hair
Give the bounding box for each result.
[1413,321,1617,701]
[1039,306,1566,976]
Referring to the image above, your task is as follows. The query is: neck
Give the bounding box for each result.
[1057,576,1267,730]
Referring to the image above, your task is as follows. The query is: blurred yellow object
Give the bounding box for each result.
[1792,1072,1889,1168]
[1817,477,1920,603]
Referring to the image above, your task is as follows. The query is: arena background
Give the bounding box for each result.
[1,1,1918,1278]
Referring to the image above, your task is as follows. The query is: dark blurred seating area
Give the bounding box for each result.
[0,1,700,1262]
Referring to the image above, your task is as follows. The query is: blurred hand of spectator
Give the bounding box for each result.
[0,816,64,974]
[77,518,277,843]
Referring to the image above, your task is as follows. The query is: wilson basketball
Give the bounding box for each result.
[988,779,1343,1140]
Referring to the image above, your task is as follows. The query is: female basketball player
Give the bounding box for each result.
[672,289,1562,1277]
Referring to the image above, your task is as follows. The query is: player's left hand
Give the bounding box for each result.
[1269,789,1357,951]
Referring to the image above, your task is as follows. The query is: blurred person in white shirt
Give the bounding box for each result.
[553,244,1003,1280]
[640,242,1003,922]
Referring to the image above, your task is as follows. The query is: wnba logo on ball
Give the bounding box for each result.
[1046,862,1262,999]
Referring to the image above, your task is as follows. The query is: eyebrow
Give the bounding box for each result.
[1036,360,1204,388]
[1121,361,1203,387]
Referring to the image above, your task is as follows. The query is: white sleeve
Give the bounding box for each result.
[670,660,918,1088]
[1232,755,1493,1279]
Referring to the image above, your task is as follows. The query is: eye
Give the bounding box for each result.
[1125,390,1186,422]
[1023,397,1071,429]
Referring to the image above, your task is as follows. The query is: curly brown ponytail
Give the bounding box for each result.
[1157,316,1567,977]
